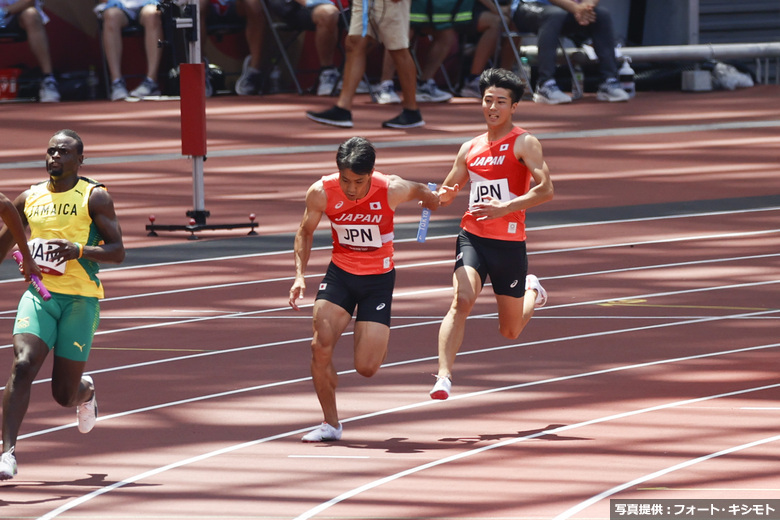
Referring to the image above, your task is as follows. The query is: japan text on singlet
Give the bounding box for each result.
[24,177,106,298]
[323,171,395,275]
[462,126,531,241]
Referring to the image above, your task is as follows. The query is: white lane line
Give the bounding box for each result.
[530,206,780,232]
[5,118,779,171]
[1,206,777,285]
[552,433,780,520]
[16,338,779,444]
[288,456,371,459]
[4,287,778,389]
[35,348,780,520]
[1,265,777,348]
[292,382,780,520]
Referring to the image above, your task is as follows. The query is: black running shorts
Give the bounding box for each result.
[454,229,528,297]
[315,262,396,325]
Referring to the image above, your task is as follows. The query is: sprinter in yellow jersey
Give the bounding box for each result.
[429,68,554,400]
[0,129,125,480]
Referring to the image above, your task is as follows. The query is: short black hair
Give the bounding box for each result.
[54,129,84,154]
[336,136,376,175]
[478,68,525,104]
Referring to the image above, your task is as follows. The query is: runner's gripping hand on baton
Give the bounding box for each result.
[12,250,51,301]
[417,183,459,243]
[417,183,438,243]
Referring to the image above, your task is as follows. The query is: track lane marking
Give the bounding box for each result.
[1,207,777,286]
[553,433,780,520]
[34,346,780,520]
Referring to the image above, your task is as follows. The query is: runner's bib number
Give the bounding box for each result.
[28,238,67,275]
[469,178,512,210]
[332,224,382,249]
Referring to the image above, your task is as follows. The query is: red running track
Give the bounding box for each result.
[0,86,778,519]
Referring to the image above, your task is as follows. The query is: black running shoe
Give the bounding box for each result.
[382,108,425,129]
[306,105,354,128]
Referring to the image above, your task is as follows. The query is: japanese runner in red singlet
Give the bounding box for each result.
[322,171,396,275]
[289,137,440,442]
[428,69,554,401]
[462,126,532,241]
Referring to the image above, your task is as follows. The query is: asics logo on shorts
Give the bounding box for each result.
[376,303,386,311]
[510,280,518,288]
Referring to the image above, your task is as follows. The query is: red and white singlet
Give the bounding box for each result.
[461,126,532,242]
[323,171,396,275]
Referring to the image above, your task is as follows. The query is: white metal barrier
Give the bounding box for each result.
[519,42,780,84]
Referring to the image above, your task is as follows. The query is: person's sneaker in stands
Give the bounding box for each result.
[459,76,481,99]
[306,105,354,128]
[382,108,425,129]
[38,76,61,103]
[110,78,129,101]
[596,77,630,102]
[129,77,161,98]
[416,78,452,103]
[334,78,370,94]
[355,79,370,94]
[533,79,572,104]
[204,59,213,97]
[235,56,262,96]
[316,67,340,96]
[375,79,401,104]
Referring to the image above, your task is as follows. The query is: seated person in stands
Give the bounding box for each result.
[96,0,163,100]
[408,0,474,102]
[459,0,513,98]
[266,0,344,96]
[511,0,628,104]
[199,0,264,96]
[0,0,60,102]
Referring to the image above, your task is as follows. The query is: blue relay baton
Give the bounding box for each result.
[416,183,438,243]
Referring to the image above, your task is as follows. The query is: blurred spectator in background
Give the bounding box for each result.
[199,0,265,96]
[511,0,628,104]
[267,0,345,96]
[373,0,472,105]
[459,0,514,98]
[408,0,474,103]
[372,49,400,104]
[96,0,163,100]
[306,0,423,129]
[0,0,60,102]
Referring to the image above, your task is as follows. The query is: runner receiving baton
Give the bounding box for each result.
[429,69,554,401]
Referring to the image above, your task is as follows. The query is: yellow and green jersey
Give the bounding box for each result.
[24,177,106,298]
